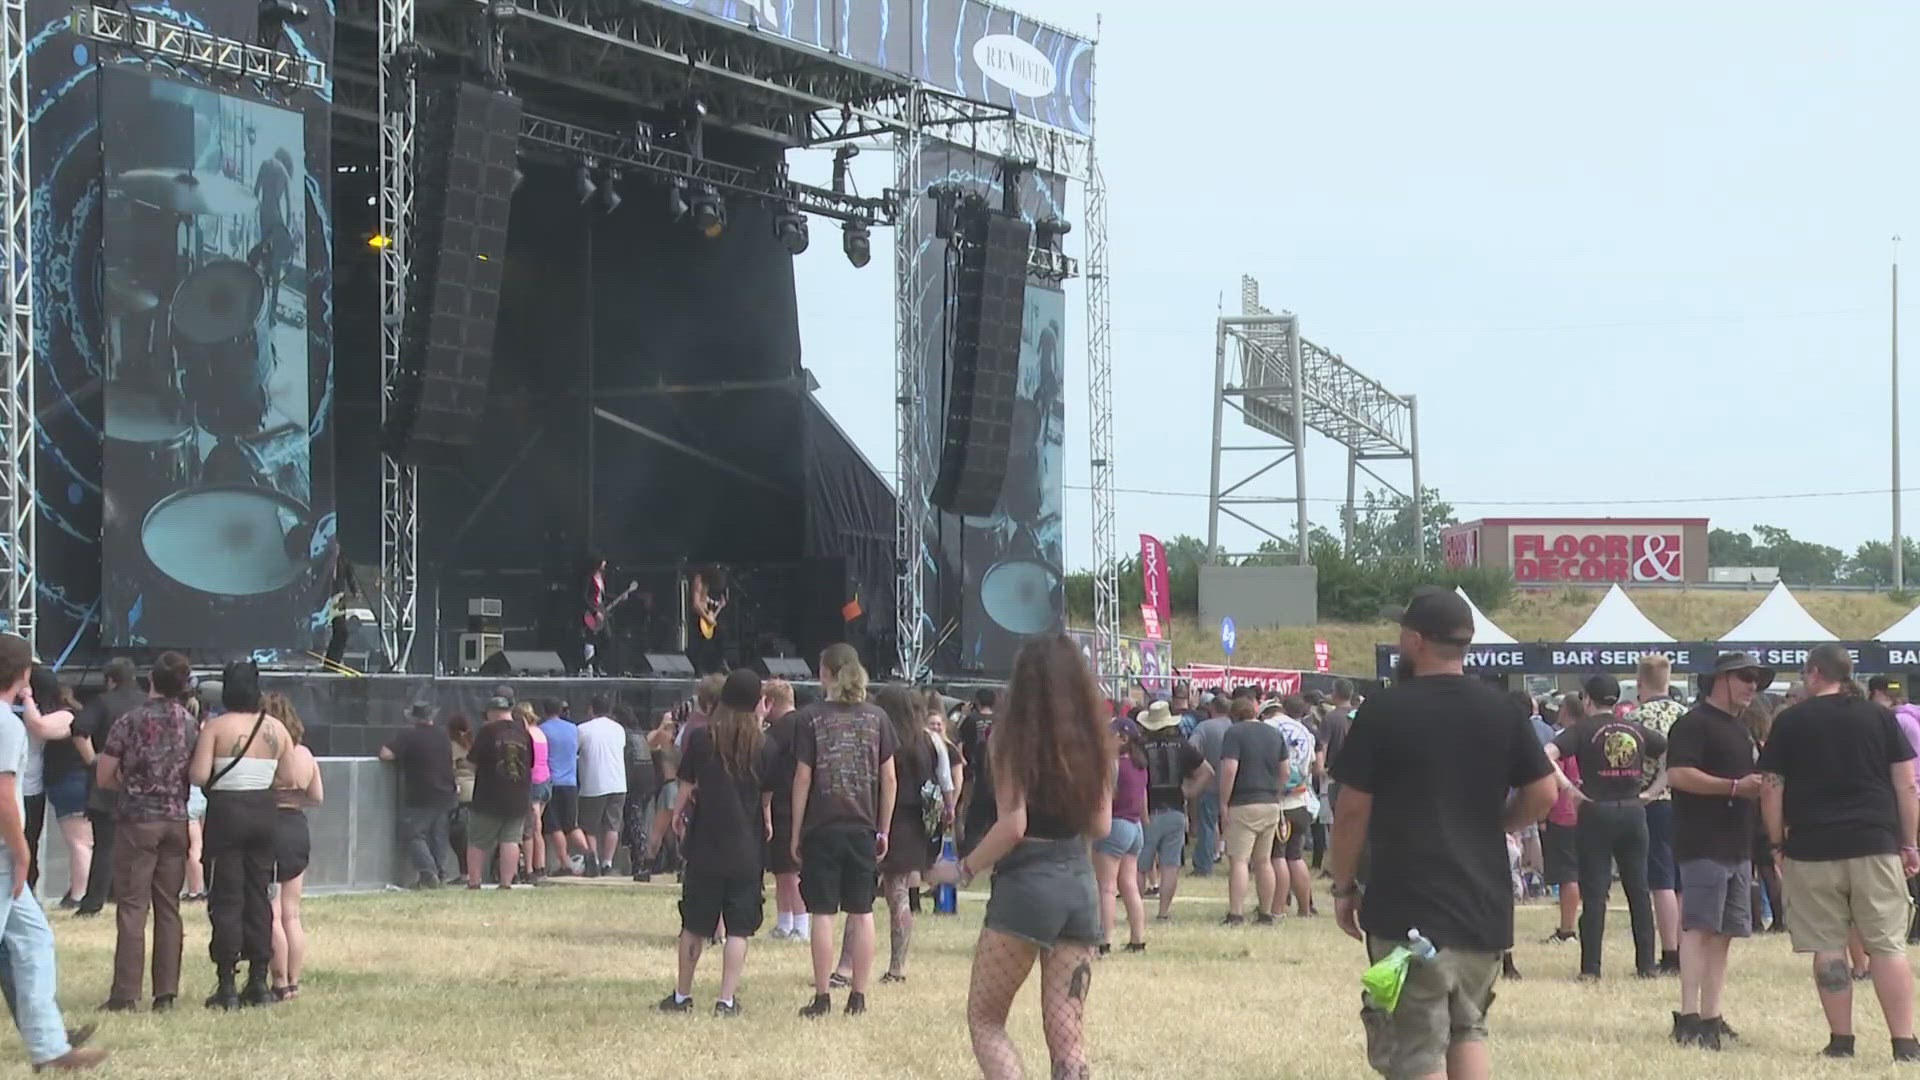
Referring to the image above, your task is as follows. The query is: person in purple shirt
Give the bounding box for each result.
[1093,719,1149,954]
[1868,676,1920,946]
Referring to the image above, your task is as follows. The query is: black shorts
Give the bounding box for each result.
[800,824,878,916]
[679,870,765,939]
[767,807,799,876]
[1542,821,1577,886]
[546,786,580,833]
[273,808,311,884]
[1279,806,1314,861]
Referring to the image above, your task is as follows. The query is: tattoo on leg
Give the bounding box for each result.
[1068,959,1092,1002]
[1816,957,1853,994]
[1051,1063,1090,1080]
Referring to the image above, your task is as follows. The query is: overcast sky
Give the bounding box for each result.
[790,0,1920,569]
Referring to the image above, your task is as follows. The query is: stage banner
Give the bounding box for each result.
[1182,663,1302,699]
[1068,630,1172,698]
[1374,641,1919,679]
[1139,533,1170,629]
[652,1,1093,135]
[97,67,335,650]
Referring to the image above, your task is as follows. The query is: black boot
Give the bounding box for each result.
[240,961,274,1008]
[205,964,239,1011]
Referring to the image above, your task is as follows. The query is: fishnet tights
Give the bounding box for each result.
[968,928,1094,1079]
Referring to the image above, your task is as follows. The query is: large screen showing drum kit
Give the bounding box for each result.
[97,68,325,650]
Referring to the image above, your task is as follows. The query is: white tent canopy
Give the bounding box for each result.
[1879,603,1920,641]
[1720,582,1837,642]
[1456,587,1517,645]
[1566,585,1674,643]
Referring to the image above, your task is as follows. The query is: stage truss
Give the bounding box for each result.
[0,0,30,643]
[1207,276,1422,565]
[373,0,1120,677]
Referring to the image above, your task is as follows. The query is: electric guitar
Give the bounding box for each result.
[583,581,638,633]
[697,592,728,641]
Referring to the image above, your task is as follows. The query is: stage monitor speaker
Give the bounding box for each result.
[478,649,567,677]
[641,653,697,677]
[755,656,813,679]
[383,79,523,463]
[930,208,1031,517]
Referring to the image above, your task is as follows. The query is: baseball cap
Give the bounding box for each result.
[720,668,763,711]
[485,695,513,711]
[1868,675,1896,695]
[1583,673,1621,705]
[1383,586,1474,647]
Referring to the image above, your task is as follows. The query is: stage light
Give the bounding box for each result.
[575,160,596,204]
[842,218,872,268]
[667,178,689,221]
[772,204,808,255]
[258,0,309,27]
[601,168,622,214]
[366,233,391,250]
[831,145,859,195]
[691,183,726,238]
[1035,215,1072,251]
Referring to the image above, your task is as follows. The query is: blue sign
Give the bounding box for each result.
[1221,616,1237,657]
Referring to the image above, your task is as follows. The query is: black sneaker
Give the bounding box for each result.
[57,896,76,911]
[1096,943,1111,957]
[1824,1035,1857,1058]
[1893,1036,1920,1062]
[845,991,867,1016]
[150,995,175,1013]
[633,871,651,883]
[656,993,693,1013]
[1123,942,1146,954]
[1634,967,1660,979]
[1712,1017,1740,1043]
[1501,954,1522,981]
[1254,912,1277,926]
[582,862,601,879]
[713,999,742,1018]
[1657,951,1681,975]
[1576,972,1601,983]
[1541,928,1576,944]
[799,993,833,1019]
[1221,914,1245,926]
[1672,1012,1700,1045]
[1693,1017,1728,1051]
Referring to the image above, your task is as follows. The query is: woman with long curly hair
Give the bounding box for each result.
[262,692,322,1001]
[659,669,773,1016]
[936,635,1112,1080]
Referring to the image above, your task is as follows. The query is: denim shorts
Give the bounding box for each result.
[530,781,553,804]
[1096,817,1144,859]
[43,772,87,819]
[984,838,1100,948]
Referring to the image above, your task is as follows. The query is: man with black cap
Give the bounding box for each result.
[379,704,458,889]
[1664,651,1771,1050]
[1544,673,1667,980]
[464,695,533,890]
[1329,588,1557,1080]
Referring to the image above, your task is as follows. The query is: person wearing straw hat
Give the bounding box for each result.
[1664,651,1772,1051]
[1136,701,1210,922]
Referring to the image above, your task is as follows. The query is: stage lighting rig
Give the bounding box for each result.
[1035,215,1072,252]
[831,145,859,195]
[575,159,597,204]
[673,96,709,162]
[842,218,872,268]
[690,183,726,237]
[772,203,808,255]
[601,168,623,214]
[257,0,309,49]
[382,41,432,112]
[666,177,690,221]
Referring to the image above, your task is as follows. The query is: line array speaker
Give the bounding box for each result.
[382,79,522,463]
[930,207,1031,517]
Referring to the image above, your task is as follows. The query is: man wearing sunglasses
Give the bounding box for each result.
[1663,651,1772,1051]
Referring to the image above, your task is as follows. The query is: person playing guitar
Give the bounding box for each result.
[581,557,637,675]
[688,566,729,673]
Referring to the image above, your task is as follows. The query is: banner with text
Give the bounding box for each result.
[1375,641,1920,679]
[1181,663,1302,699]
[1139,533,1169,628]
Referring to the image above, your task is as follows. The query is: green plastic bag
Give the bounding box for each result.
[1362,946,1414,1012]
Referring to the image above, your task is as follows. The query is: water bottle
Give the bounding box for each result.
[934,835,958,914]
[1406,928,1437,961]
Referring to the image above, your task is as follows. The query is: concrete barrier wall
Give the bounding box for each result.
[31,758,405,901]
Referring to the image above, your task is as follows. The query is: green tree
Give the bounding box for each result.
[1843,538,1920,587]
[1344,487,1457,562]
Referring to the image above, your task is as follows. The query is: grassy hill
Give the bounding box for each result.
[1135,587,1914,678]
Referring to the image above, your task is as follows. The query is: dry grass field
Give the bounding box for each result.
[1159,587,1915,676]
[30,873,1920,1079]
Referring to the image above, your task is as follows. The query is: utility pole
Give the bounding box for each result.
[1896,236,1904,592]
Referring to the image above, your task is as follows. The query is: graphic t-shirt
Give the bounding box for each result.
[102,699,194,823]
[792,701,897,836]
[1272,717,1317,810]
[540,717,579,787]
[1627,697,1686,799]
[1665,701,1756,863]
[469,718,533,817]
[1553,717,1667,803]
[680,726,775,878]
[1331,675,1552,952]
[1758,694,1915,862]
[1142,732,1205,813]
[1220,720,1287,806]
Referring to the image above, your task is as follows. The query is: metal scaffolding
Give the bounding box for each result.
[0,0,31,642]
[1083,112,1118,694]
[378,0,419,668]
[1207,276,1421,564]
[892,94,929,680]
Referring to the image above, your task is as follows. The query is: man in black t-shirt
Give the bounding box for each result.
[1330,588,1556,1080]
[1757,644,1920,1062]
[73,659,145,916]
[379,705,458,888]
[759,679,807,941]
[1137,701,1210,921]
[1545,673,1668,980]
[464,697,533,890]
[956,688,997,856]
[1664,651,1770,1051]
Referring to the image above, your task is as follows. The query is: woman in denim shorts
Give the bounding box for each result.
[936,636,1114,1080]
[1093,719,1149,955]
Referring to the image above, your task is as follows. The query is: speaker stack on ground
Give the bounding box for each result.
[382,79,523,464]
[930,203,1031,517]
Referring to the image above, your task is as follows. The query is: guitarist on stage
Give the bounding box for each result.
[688,565,729,674]
[581,557,643,676]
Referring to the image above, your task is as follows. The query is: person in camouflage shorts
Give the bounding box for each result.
[1630,653,1690,975]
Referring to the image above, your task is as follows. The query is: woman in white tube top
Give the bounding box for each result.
[188,660,294,1011]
